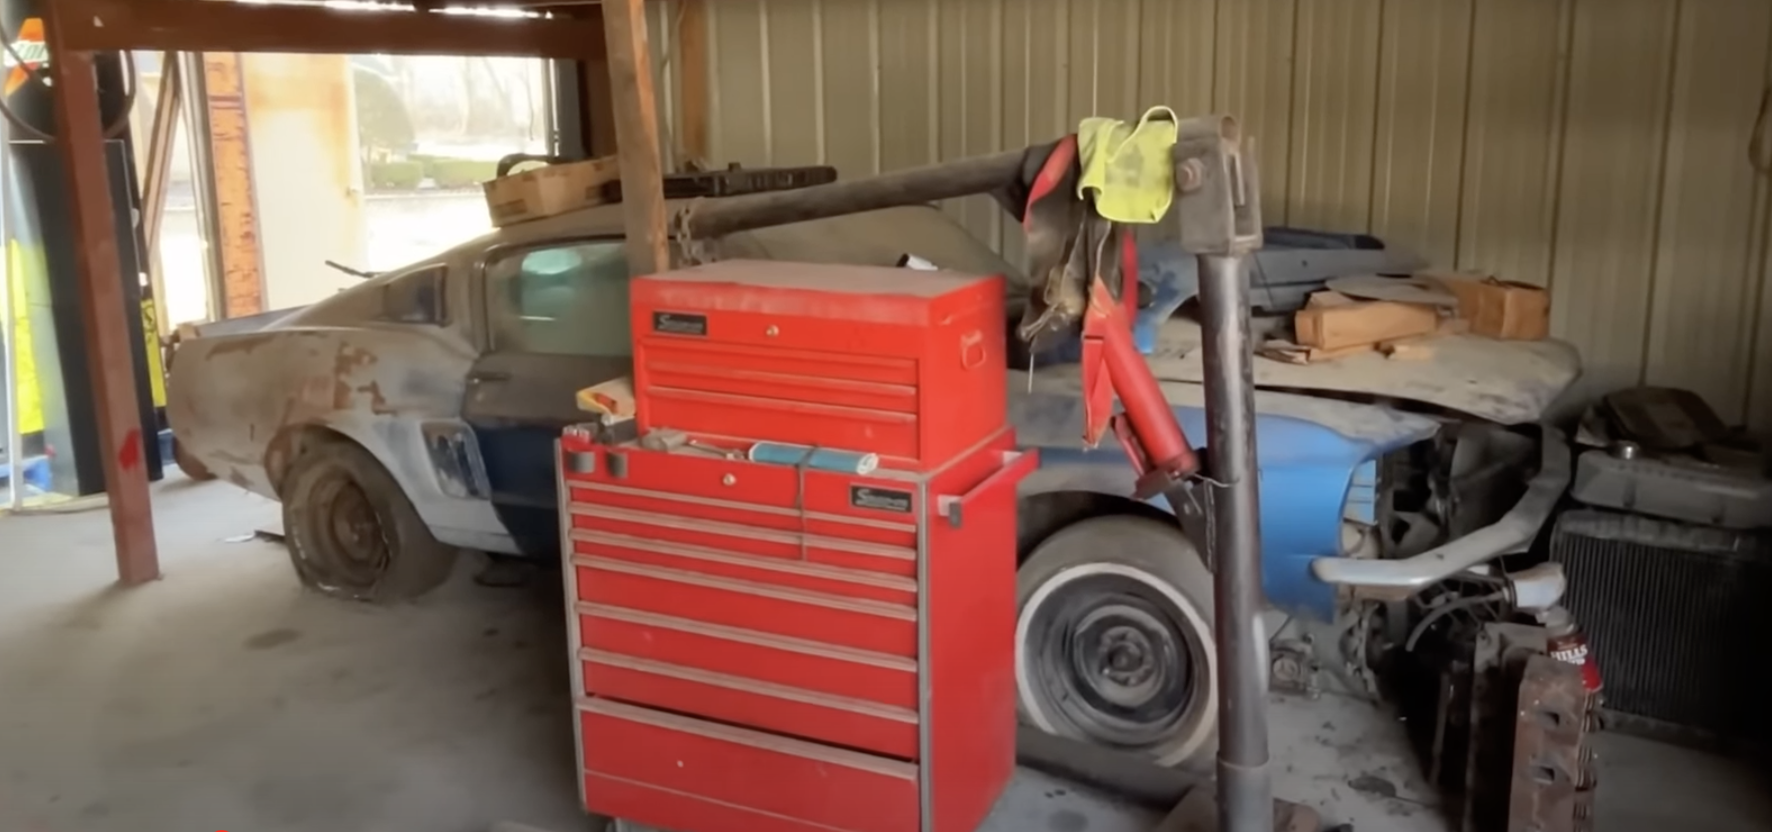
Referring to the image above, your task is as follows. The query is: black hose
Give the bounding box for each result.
[1404,590,1509,653]
[0,36,139,142]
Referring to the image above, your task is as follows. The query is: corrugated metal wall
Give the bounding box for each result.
[670,0,1772,427]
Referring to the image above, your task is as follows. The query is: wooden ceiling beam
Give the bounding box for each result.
[51,0,605,59]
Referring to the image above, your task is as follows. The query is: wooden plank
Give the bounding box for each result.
[677,0,710,167]
[45,3,159,585]
[602,0,670,276]
[52,0,605,59]
[1294,301,1439,350]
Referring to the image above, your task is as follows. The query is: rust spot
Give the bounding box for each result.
[331,343,380,410]
[264,429,300,491]
[359,381,394,415]
[332,342,378,375]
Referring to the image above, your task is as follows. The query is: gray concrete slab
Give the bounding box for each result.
[1,476,1766,832]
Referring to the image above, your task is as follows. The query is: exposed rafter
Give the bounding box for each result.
[52,0,605,59]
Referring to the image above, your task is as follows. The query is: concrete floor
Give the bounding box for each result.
[2,475,1768,832]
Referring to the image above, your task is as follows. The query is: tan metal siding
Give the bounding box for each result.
[1370,0,1471,269]
[1648,0,1772,424]
[692,0,1772,428]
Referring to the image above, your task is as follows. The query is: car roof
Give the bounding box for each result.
[441,196,1026,287]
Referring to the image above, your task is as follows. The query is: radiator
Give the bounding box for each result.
[1549,510,1772,747]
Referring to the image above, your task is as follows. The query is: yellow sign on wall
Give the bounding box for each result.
[8,238,44,435]
[6,238,168,440]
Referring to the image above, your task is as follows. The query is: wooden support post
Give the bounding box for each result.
[601,0,670,276]
[44,4,160,585]
[677,0,709,167]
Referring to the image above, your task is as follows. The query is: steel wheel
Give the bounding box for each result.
[1015,515,1219,767]
[281,436,458,603]
[305,473,393,589]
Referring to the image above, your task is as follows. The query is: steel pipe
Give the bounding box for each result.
[680,148,1039,240]
[1195,252,1271,832]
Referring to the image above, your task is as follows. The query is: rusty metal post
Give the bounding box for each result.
[1168,118,1267,832]
[44,4,159,584]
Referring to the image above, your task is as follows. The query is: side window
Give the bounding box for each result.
[379,266,448,324]
[485,241,631,356]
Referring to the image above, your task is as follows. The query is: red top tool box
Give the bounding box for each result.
[557,261,1034,832]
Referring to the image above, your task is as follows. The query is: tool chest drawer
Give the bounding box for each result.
[565,444,803,509]
[566,499,919,577]
[582,650,920,759]
[580,698,920,832]
[574,557,919,657]
[576,604,919,708]
[570,530,918,605]
[630,260,1008,471]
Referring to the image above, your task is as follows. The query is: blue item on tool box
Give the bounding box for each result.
[747,442,880,475]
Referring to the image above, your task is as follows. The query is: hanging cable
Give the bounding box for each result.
[0,30,139,143]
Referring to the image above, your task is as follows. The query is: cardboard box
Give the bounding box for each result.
[1424,271,1550,341]
[1294,300,1440,350]
[482,156,622,227]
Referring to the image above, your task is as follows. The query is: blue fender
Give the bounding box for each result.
[1010,388,1439,620]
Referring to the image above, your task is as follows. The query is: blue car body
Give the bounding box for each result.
[1010,383,1439,622]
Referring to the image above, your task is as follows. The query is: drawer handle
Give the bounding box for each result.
[937,450,1039,529]
[959,329,987,369]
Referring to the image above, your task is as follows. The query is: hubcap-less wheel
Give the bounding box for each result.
[300,471,393,591]
[1017,560,1217,765]
[281,438,458,603]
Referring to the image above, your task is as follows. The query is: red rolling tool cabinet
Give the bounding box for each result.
[556,261,1036,832]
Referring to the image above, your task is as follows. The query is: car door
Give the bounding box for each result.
[462,238,633,557]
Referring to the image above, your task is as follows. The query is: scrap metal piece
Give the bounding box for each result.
[1508,655,1598,832]
[1463,623,1549,832]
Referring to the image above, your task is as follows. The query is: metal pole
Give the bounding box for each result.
[681,147,1041,239]
[177,51,225,323]
[138,52,183,339]
[1195,251,1270,832]
[0,128,18,511]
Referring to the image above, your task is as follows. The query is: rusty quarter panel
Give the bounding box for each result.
[166,322,490,540]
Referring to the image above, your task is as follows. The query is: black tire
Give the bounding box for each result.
[1014,514,1220,770]
[281,438,457,602]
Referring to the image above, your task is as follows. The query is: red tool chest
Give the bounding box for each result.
[558,261,1032,832]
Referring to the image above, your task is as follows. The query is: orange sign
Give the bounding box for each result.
[3,18,47,97]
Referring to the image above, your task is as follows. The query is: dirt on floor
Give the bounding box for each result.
[0,475,1766,832]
